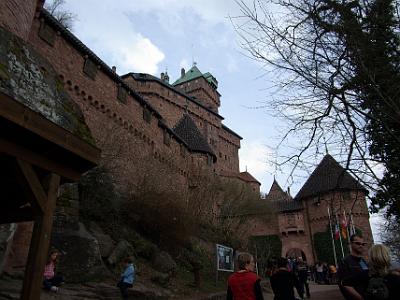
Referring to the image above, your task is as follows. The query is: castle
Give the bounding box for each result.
[0,1,372,293]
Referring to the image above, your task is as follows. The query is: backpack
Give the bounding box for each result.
[365,276,389,300]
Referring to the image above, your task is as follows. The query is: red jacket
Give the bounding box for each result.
[228,271,260,300]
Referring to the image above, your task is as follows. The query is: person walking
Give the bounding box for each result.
[270,257,303,300]
[117,257,135,300]
[337,233,369,300]
[297,257,310,298]
[227,252,264,300]
[315,262,324,284]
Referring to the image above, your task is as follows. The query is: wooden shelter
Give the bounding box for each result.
[0,92,100,299]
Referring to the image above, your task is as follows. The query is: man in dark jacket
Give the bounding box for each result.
[270,257,303,300]
[338,233,369,300]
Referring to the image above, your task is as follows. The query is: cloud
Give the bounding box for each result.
[118,36,165,74]
[62,0,165,75]
[239,140,273,178]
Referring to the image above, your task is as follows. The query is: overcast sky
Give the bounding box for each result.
[50,0,382,241]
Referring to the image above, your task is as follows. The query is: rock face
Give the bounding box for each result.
[152,251,177,275]
[107,240,134,266]
[51,222,110,283]
[87,222,115,259]
[0,25,95,145]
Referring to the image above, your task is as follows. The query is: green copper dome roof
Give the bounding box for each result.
[172,65,218,89]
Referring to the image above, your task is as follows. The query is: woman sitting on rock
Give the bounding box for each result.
[43,249,64,292]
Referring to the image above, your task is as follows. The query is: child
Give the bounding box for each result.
[117,257,135,300]
[43,250,64,292]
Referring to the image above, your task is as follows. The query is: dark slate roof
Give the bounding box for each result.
[295,154,366,200]
[238,172,261,185]
[271,199,304,212]
[173,114,216,160]
[222,124,242,140]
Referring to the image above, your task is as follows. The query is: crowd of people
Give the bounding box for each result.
[42,233,399,300]
[226,233,400,300]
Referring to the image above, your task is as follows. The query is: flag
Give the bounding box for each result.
[335,223,340,240]
[341,212,348,239]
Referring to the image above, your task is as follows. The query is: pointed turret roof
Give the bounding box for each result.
[238,171,261,185]
[266,179,289,201]
[295,154,366,200]
[173,114,216,160]
[266,180,303,212]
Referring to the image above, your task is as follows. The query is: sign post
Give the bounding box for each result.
[215,244,234,286]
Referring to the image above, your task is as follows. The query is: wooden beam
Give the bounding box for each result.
[17,159,47,213]
[0,92,100,164]
[0,137,81,181]
[20,173,60,300]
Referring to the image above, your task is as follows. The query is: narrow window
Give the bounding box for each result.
[117,86,127,104]
[83,58,97,80]
[163,130,171,146]
[143,107,152,123]
[38,22,56,46]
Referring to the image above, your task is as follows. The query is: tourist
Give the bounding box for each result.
[270,257,303,300]
[337,233,369,300]
[43,249,64,292]
[117,256,135,300]
[342,244,400,300]
[328,264,337,284]
[315,262,324,283]
[297,257,310,298]
[227,252,264,300]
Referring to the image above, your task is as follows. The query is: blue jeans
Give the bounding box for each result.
[43,274,64,290]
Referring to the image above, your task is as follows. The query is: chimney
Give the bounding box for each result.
[181,68,185,78]
[112,66,116,73]
[287,187,291,196]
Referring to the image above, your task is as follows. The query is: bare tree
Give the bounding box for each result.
[233,0,400,219]
[44,0,77,30]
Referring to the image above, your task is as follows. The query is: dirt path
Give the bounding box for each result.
[264,283,345,300]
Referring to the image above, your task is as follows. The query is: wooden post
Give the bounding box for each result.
[20,171,60,300]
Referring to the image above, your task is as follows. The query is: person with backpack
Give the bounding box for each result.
[117,256,135,300]
[343,244,400,300]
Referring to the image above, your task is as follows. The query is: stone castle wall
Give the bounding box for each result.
[124,76,241,174]
[27,16,210,194]
[0,0,41,41]
[243,190,372,265]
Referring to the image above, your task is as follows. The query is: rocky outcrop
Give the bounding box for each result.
[151,251,177,275]
[51,222,110,283]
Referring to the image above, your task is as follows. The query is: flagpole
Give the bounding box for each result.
[343,209,351,252]
[327,207,338,266]
[336,213,345,259]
